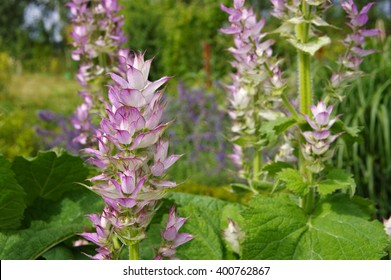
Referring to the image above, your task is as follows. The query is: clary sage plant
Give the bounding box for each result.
[221,0,390,259]
[68,0,192,260]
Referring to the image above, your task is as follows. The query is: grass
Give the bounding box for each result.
[0,73,80,159]
[5,73,80,114]
[334,38,391,217]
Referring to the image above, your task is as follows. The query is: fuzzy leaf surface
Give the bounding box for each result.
[0,190,102,260]
[242,194,388,260]
[168,192,240,260]
[0,156,26,229]
[11,150,89,205]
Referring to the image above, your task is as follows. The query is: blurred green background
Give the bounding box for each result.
[0,0,390,215]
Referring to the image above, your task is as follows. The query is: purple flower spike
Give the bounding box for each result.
[301,102,343,173]
[68,0,127,147]
[221,0,286,175]
[330,1,379,98]
[82,51,184,259]
[155,207,194,260]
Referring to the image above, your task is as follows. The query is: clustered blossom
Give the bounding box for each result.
[301,102,342,173]
[67,0,127,146]
[155,207,193,260]
[81,206,118,259]
[221,0,285,124]
[221,0,285,173]
[330,0,379,98]
[82,52,191,259]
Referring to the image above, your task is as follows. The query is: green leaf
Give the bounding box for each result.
[258,117,296,148]
[140,223,163,260]
[288,36,331,56]
[318,168,356,196]
[276,168,308,195]
[168,192,235,260]
[0,155,26,230]
[263,117,296,135]
[232,134,257,148]
[42,245,74,260]
[242,194,388,260]
[331,120,362,144]
[11,150,89,205]
[0,189,103,260]
[262,161,295,177]
[310,16,334,27]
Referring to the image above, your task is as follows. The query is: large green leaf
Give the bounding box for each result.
[242,194,388,260]
[0,156,26,229]
[11,150,89,205]
[168,192,240,260]
[0,189,103,260]
[41,245,74,260]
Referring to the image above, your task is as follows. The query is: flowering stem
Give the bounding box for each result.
[297,1,315,212]
[297,1,312,116]
[129,242,140,260]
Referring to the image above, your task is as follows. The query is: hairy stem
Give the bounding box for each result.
[297,1,316,211]
[297,2,312,116]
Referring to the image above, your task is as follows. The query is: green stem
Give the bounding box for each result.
[297,1,316,212]
[129,242,140,260]
[303,176,315,214]
[298,51,312,115]
[253,150,262,182]
[296,1,312,115]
